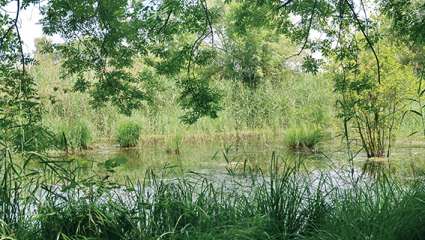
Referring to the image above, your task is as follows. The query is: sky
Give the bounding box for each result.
[20,5,44,54]
[7,3,62,54]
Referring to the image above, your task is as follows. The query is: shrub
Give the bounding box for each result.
[284,124,324,152]
[116,121,141,147]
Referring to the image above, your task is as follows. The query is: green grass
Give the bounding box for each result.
[54,120,92,150]
[284,124,324,152]
[116,121,141,147]
[2,151,425,240]
[310,181,425,240]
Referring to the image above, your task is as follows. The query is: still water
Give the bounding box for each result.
[69,136,425,181]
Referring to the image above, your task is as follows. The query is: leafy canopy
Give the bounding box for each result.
[2,0,425,126]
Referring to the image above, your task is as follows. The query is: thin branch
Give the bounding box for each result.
[0,0,21,49]
[157,10,172,34]
[14,0,25,73]
[186,0,214,77]
[187,28,209,77]
[359,0,368,33]
[278,0,294,10]
[200,0,213,45]
[345,0,381,84]
[285,0,317,60]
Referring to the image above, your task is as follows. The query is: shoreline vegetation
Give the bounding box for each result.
[2,153,425,240]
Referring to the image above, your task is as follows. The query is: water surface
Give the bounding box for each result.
[70,136,425,181]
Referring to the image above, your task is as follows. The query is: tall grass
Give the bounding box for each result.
[2,150,425,240]
[310,180,425,240]
[54,120,92,150]
[284,124,324,152]
[116,121,141,147]
[32,50,336,145]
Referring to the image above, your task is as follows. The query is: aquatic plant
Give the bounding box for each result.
[284,124,324,152]
[55,120,92,150]
[116,121,141,147]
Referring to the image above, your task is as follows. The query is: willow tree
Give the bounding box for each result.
[333,37,416,158]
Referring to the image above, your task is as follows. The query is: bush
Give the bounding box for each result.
[284,124,324,152]
[333,40,416,158]
[116,121,141,147]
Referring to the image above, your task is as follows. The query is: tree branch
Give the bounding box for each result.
[278,0,294,10]
[345,0,381,84]
[285,0,317,60]
[157,10,172,34]
[14,0,25,73]
[186,0,214,77]
[0,0,21,50]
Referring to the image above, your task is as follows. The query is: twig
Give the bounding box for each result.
[14,0,25,73]
[345,0,381,84]
[285,0,317,60]
[278,0,294,10]
[186,0,214,77]
[0,0,21,50]
[157,10,172,34]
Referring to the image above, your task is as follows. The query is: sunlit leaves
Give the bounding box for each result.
[40,0,150,114]
[332,36,416,157]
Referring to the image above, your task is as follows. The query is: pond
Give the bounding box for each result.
[68,134,425,181]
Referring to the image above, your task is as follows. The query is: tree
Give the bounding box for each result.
[333,36,416,157]
[0,0,48,152]
[39,0,221,121]
[382,0,425,137]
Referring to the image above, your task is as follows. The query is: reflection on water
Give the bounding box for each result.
[70,137,425,180]
[361,160,394,178]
